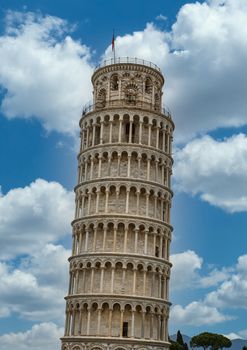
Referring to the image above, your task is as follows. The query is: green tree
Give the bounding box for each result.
[176,330,189,350]
[170,340,184,350]
[190,332,212,350]
[190,332,232,350]
[211,334,231,350]
[177,330,185,346]
[184,343,189,350]
[242,346,247,350]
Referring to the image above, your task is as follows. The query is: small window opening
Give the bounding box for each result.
[125,123,130,142]
[132,123,135,143]
[122,322,128,337]
[145,78,152,94]
[155,246,159,257]
[125,123,135,143]
[111,75,119,91]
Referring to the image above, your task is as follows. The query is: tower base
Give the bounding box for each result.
[61,337,170,350]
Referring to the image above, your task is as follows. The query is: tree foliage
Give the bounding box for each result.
[190,332,232,350]
[169,330,189,350]
[177,330,185,346]
[170,341,184,350]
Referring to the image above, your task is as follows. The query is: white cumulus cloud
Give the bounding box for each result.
[0,322,63,350]
[0,244,70,321]
[170,250,202,290]
[174,133,247,212]
[170,301,232,326]
[0,178,74,259]
[206,255,247,309]
[103,0,247,141]
[0,11,93,135]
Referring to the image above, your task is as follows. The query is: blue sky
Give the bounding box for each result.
[0,0,247,348]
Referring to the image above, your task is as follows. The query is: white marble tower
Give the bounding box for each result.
[61,57,174,350]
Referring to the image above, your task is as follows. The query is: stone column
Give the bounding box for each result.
[86,126,89,148]
[81,268,86,293]
[87,193,91,215]
[109,120,113,143]
[145,193,149,217]
[139,120,143,144]
[102,227,107,251]
[137,156,141,178]
[127,155,131,177]
[129,121,133,143]
[93,227,97,251]
[118,118,123,142]
[85,229,89,251]
[108,156,112,176]
[98,156,102,178]
[143,270,147,295]
[148,123,152,146]
[156,126,160,148]
[100,267,105,292]
[90,267,95,292]
[86,309,91,335]
[123,228,128,253]
[141,311,145,338]
[66,311,71,336]
[125,189,130,214]
[90,157,93,180]
[144,230,148,254]
[136,191,140,215]
[84,161,88,181]
[131,310,135,338]
[111,266,115,293]
[147,157,151,181]
[78,309,83,335]
[155,159,159,182]
[95,190,100,213]
[121,268,126,293]
[92,124,96,146]
[108,309,113,336]
[71,310,76,335]
[97,308,101,335]
[132,268,137,294]
[153,233,157,256]
[68,272,72,294]
[100,121,104,144]
[113,226,117,251]
[120,309,124,336]
[159,235,163,258]
[105,189,109,213]
[134,229,138,253]
[163,129,166,152]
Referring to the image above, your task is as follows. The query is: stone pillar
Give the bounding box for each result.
[156,126,160,148]
[131,310,135,337]
[139,121,143,144]
[97,308,101,335]
[100,266,105,292]
[118,118,123,142]
[100,121,104,144]
[148,123,152,146]
[109,120,113,143]
[98,156,102,178]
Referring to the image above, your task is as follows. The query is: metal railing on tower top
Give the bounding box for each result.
[81,100,172,119]
[94,57,161,73]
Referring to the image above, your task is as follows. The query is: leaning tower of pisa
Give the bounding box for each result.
[61,57,174,350]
